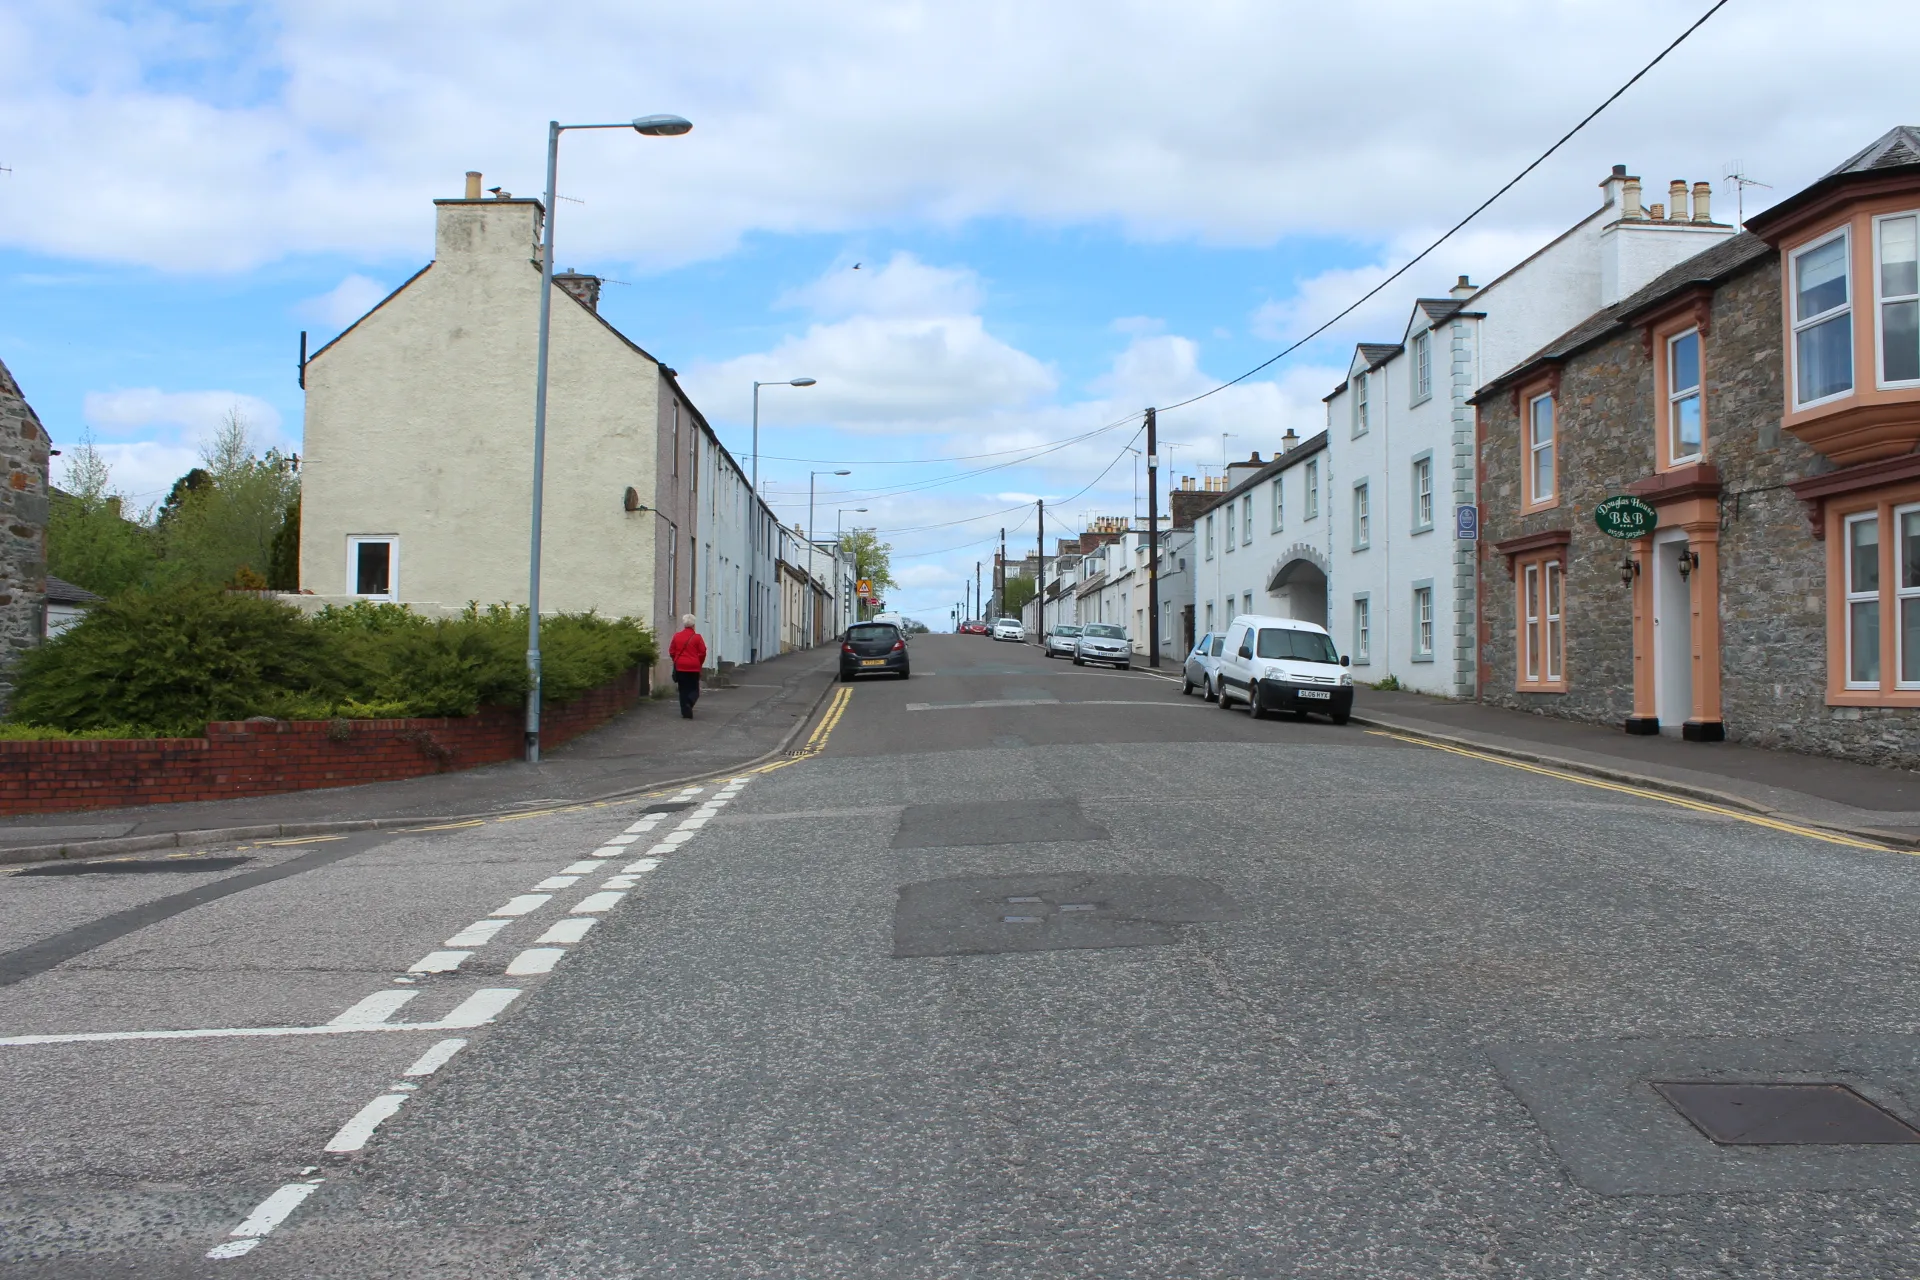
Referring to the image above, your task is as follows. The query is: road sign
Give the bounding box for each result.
[857,578,873,597]
[1454,504,1479,541]
[1595,494,1659,540]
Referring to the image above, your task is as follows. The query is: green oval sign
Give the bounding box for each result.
[1594,494,1658,540]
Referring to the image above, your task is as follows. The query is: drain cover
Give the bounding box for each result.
[892,872,1239,957]
[17,856,252,877]
[1652,1081,1920,1145]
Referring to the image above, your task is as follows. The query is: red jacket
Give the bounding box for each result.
[668,627,707,674]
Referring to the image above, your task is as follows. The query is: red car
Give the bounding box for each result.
[960,619,990,635]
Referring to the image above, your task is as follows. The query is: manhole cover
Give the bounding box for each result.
[17,856,252,877]
[1652,1081,1920,1145]
[892,872,1240,957]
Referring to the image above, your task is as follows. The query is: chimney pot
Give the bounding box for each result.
[464,171,482,200]
[1648,202,1666,221]
[1622,177,1643,219]
[1668,180,1689,221]
[1611,163,1627,178]
[1691,181,1713,223]
[1450,274,1475,299]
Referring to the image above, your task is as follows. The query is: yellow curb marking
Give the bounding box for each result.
[753,685,853,775]
[1368,729,1892,852]
[258,834,348,847]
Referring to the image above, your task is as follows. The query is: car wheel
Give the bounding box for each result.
[900,667,911,679]
[1292,709,1309,721]
[1331,712,1350,725]
[1119,662,1131,671]
[1204,679,1218,702]
[839,670,854,682]
[1247,688,1265,719]
[1073,656,1085,666]
[1216,683,1235,709]
[1181,676,1193,696]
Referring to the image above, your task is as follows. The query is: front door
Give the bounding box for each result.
[1652,530,1693,734]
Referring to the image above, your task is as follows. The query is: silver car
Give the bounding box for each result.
[1182,632,1227,700]
[1073,622,1132,669]
[1043,624,1082,658]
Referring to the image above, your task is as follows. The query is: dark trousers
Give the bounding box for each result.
[673,670,701,717]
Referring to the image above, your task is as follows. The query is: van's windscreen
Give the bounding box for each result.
[1256,628,1339,662]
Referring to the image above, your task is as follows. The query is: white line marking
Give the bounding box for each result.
[212,1180,320,1254]
[323,1093,407,1152]
[445,919,510,948]
[491,894,552,917]
[621,857,660,874]
[730,776,751,783]
[660,831,694,845]
[532,876,580,890]
[407,951,469,974]
[207,1238,260,1258]
[439,988,521,1028]
[561,861,602,874]
[591,846,625,857]
[505,947,565,976]
[599,875,638,889]
[605,834,640,845]
[677,817,709,829]
[644,843,676,856]
[329,990,419,1027]
[536,917,596,944]
[403,1037,467,1076]
[570,891,625,914]
[905,697,1060,711]
[625,820,661,833]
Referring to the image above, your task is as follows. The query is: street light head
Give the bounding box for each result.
[632,114,693,137]
[789,378,817,387]
[834,469,851,476]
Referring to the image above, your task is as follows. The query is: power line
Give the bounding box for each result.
[1155,0,1731,418]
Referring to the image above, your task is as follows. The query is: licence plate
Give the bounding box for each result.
[860,658,887,667]
[1297,689,1331,700]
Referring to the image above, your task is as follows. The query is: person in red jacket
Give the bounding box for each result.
[667,614,708,719]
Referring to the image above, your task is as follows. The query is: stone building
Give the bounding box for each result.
[0,357,52,703]
[1473,127,1920,769]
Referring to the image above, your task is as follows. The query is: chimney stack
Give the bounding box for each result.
[1669,180,1689,221]
[553,269,603,313]
[464,171,482,200]
[1691,181,1713,224]
[1449,274,1475,300]
[1281,429,1299,453]
[1622,176,1643,220]
[1648,202,1666,221]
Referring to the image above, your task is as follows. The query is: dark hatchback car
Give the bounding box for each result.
[839,621,910,680]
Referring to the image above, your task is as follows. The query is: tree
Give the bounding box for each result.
[268,493,300,590]
[838,527,895,618]
[47,433,157,596]
[158,409,300,588]
[1001,574,1037,615]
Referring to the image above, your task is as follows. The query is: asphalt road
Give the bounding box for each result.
[4,634,1919,1277]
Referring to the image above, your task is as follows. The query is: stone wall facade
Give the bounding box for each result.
[0,358,51,706]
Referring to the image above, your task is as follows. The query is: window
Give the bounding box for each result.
[1353,597,1371,663]
[1413,584,1433,660]
[1205,600,1215,631]
[1847,512,1881,687]
[1224,503,1235,552]
[1668,330,1703,464]
[1243,591,1252,614]
[1241,494,1253,545]
[1353,482,1370,549]
[1211,634,1225,657]
[1413,331,1432,403]
[1793,229,1853,407]
[1305,461,1320,519]
[1902,505,1920,686]
[1518,557,1565,688]
[348,537,396,599]
[1878,213,1920,386]
[1412,454,1433,530]
[672,402,680,478]
[1205,514,1215,559]
[1271,477,1284,531]
[1353,373,1369,435]
[1527,392,1556,506]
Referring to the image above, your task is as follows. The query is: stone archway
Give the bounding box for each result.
[1267,544,1330,628]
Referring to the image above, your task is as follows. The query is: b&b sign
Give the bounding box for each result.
[1594,494,1658,540]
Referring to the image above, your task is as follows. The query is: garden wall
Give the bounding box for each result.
[0,666,645,815]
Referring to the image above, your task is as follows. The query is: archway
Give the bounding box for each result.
[1268,547,1330,628]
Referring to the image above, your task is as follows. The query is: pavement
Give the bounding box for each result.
[3,634,1918,1275]
[1350,685,1920,845]
[0,646,840,861]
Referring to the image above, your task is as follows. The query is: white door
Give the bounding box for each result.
[1652,530,1693,733]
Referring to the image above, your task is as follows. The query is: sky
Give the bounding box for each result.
[0,0,1913,627]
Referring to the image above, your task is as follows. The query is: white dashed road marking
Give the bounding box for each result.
[535,918,596,945]
[492,894,553,917]
[407,951,470,974]
[505,947,565,977]
[323,1093,407,1153]
[329,991,419,1027]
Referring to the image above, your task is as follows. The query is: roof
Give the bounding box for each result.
[46,576,101,606]
[1749,126,1920,238]
[1355,343,1404,372]
[1475,231,1775,402]
[1188,430,1330,521]
[1414,298,1466,327]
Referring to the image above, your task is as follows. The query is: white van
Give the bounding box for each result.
[1214,614,1353,723]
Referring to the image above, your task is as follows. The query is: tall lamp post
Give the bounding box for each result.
[526,112,691,764]
[837,507,867,625]
[752,378,815,494]
[807,469,851,645]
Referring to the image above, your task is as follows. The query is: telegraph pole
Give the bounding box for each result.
[1146,407,1163,668]
[1035,498,1045,643]
[975,561,982,622]
[997,528,1006,617]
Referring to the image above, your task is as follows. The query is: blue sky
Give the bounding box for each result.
[2,0,1913,624]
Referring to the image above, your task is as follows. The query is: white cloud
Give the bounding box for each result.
[83,387,284,439]
[297,273,389,331]
[73,440,202,507]
[1,1,1911,271]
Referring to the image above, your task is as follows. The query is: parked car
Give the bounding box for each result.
[1043,623,1083,658]
[1213,614,1352,723]
[960,619,990,635]
[1072,622,1131,668]
[991,617,1026,642]
[839,621,910,680]
[1182,631,1226,700]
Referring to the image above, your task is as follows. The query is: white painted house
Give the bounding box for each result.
[1325,167,1735,695]
[1190,432,1332,645]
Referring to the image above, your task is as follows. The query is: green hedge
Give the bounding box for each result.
[10,588,656,737]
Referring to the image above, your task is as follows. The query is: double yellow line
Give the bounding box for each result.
[754,685,853,774]
[1368,729,1891,852]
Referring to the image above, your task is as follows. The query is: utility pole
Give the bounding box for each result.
[997,528,1007,617]
[975,561,982,623]
[1036,498,1045,644]
[1146,407,1162,668]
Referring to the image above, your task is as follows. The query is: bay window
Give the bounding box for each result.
[1879,213,1920,387]
[1793,230,1853,407]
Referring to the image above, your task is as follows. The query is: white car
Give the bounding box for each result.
[1043,624,1083,658]
[1213,614,1353,723]
[1072,622,1131,668]
[991,617,1026,642]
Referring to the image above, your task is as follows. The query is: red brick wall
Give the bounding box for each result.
[0,667,646,816]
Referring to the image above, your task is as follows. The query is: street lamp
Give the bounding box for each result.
[805,469,851,646]
[752,378,815,495]
[838,507,867,625]
[524,112,691,764]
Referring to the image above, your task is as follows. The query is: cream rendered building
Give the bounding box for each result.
[301,179,793,675]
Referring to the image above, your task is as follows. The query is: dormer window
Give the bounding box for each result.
[1878,213,1919,386]
[1792,229,1853,407]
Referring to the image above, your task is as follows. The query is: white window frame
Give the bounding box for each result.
[1353,481,1370,549]
[1527,392,1556,505]
[1205,514,1215,560]
[1353,372,1369,436]
[1791,225,1855,410]
[1523,562,1542,683]
[1874,211,1920,390]
[1845,511,1881,690]
[1353,597,1371,663]
[1545,560,1563,683]
[1271,477,1283,532]
[1668,328,1704,465]
[1305,461,1320,520]
[347,535,399,600]
[1414,585,1433,658]
[1412,331,1432,404]
[1241,494,1253,545]
[1205,600,1215,631]
[1225,502,1236,553]
[1413,455,1433,530]
[1897,502,1920,689]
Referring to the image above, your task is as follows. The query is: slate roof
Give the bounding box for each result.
[1475,231,1775,402]
[1748,126,1920,239]
[1355,343,1404,371]
[46,576,102,606]
[1414,298,1467,327]
[1187,430,1330,520]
